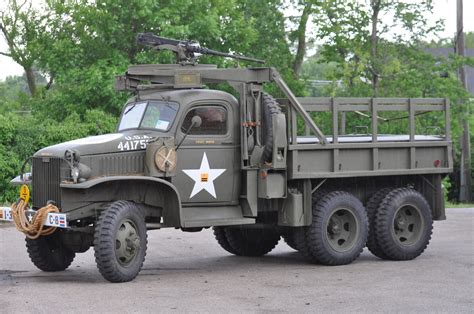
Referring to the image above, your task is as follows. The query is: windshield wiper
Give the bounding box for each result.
[124,103,137,115]
[165,103,177,112]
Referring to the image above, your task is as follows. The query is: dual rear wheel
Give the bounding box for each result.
[366,188,433,260]
[281,188,433,264]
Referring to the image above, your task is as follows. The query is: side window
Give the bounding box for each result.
[181,106,227,135]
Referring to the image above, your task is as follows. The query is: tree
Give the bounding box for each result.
[290,2,313,78]
[314,0,444,96]
[0,0,51,96]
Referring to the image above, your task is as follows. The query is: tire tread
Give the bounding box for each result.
[94,201,147,283]
[305,191,368,265]
[374,188,433,260]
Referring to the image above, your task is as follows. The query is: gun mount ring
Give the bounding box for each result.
[155,146,177,172]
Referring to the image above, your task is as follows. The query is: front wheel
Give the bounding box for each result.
[94,201,147,283]
[26,232,75,271]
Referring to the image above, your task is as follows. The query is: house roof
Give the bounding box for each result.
[425,48,474,95]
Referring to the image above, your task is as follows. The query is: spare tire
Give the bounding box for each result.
[261,93,283,162]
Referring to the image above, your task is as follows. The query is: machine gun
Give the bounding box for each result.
[137,32,265,64]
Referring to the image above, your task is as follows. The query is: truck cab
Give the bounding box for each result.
[117,89,241,205]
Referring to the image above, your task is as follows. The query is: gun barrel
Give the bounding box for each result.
[137,33,265,64]
[192,46,265,64]
[137,33,184,47]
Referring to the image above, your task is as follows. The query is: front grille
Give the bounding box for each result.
[99,153,144,176]
[32,157,63,208]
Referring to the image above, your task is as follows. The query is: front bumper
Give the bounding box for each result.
[0,207,68,228]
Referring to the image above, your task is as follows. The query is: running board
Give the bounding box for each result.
[181,206,255,228]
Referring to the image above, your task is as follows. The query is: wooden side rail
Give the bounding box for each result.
[277,97,450,145]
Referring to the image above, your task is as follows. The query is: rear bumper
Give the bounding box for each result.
[0,207,68,228]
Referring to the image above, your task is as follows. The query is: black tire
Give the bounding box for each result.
[366,188,392,259]
[284,189,327,257]
[284,228,311,258]
[261,93,283,162]
[94,201,147,283]
[25,232,75,272]
[213,226,237,254]
[305,191,368,265]
[224,226,280,256]
[282,232,299,251]
[374,188,433,260]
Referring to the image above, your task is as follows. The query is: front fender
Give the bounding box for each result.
[61,176,182,227]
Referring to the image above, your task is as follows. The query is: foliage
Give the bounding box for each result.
[0,109,117,203]
[297,0,471,201]
[0,0,471,202]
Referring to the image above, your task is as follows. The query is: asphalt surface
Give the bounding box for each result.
[0,208,472,313]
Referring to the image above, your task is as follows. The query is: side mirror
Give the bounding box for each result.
[176,115,202,150]
[191,115,202,128]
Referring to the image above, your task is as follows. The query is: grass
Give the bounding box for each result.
[446,202,474,208]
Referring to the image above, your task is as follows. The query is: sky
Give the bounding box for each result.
[0,0,473,80]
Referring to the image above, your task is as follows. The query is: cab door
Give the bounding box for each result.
[172,101,239,205]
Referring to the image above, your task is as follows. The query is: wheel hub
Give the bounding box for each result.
[326,208,359,252]
[396,216,406,228]
[115,220,140,265]
[329,217,342,235]
[392,205,423,246]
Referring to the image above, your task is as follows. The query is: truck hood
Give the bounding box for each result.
[34,132,156,157]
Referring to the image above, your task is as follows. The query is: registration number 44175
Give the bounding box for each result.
[117,139,148,151]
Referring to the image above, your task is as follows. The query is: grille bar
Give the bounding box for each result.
[32,157,62,208]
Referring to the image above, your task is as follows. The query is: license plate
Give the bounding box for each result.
[0,207,68,228]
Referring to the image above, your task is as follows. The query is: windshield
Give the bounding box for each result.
[118,101,179,131]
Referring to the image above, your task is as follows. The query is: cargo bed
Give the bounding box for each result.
[277,97,453,179]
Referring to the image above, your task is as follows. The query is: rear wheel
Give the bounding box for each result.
[26,232,75,271]
[283,190,327,257]
[284,190,328,259]
[374,188,433,260]
[366,188,392,259]
[305,191,368,265]
[94,201,147,283]
[224,226,280,256]
[282,232,299,251]
[213,226,237,254]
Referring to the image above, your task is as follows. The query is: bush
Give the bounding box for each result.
[0,109,117,204]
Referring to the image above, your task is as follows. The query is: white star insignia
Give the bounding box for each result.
[182,152,226,198]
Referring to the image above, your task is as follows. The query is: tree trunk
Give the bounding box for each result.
[370,0,381,96]
[457,0,472,202]
[292,4,312,79]
[24,66,37,97]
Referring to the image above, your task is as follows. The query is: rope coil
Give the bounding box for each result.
[11,200,60,239]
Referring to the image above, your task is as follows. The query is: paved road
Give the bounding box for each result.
[0,208,472,313]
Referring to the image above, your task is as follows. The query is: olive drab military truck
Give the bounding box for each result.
[0,33,452,282]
